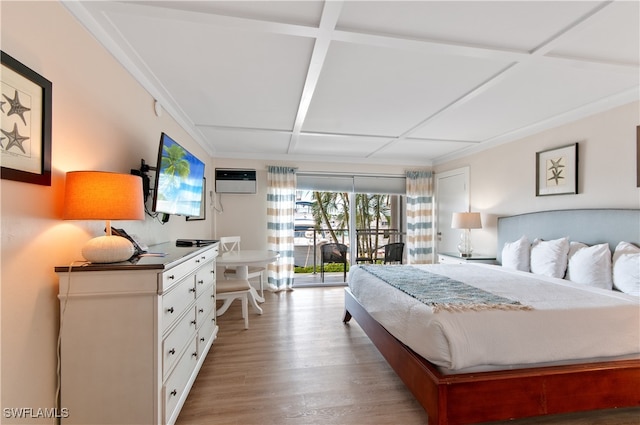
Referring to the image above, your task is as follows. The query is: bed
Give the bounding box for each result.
[343,208,640,425]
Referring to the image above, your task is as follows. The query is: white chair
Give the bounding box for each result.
[219,236,265,297]
[216,279,251,329]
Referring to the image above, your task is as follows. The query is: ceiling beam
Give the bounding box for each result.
[287,1,344,154]
[381,0,625,154]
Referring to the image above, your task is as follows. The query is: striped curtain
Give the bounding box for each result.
[266,166,296,291]
[406,171,434,264]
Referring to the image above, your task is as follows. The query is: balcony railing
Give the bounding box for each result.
[294,228,405,273]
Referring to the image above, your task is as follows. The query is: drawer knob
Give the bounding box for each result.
[170,389,177,397]
[192,352,198,358]
[198,279,204,284]
[199,308,204,313]
[189,287,196,293]
[191,320,197,326]
[201,256,206,260]
[169,348,175,355]
[167,307,174,314]
[196,259,200,263]
[200,337,205,342]
[168,275,175,280]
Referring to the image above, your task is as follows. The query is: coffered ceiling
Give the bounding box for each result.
[65,1,639,166]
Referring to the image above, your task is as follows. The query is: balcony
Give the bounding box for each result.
[293,228,404,285]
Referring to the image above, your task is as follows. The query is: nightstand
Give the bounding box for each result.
[438,252,497,265]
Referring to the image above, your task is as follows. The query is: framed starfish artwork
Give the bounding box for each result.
[536,143,578,196]
[1,51,52,185]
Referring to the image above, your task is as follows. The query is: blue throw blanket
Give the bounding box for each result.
[359,265,531,313]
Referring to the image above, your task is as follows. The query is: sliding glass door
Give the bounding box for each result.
[295,173,405,275]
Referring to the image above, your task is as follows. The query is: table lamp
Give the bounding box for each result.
[451,212,482,257]
[63,171,145,263]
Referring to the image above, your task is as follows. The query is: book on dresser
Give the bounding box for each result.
[55,241,219,425]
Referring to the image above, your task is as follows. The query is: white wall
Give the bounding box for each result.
[0,3,215,421]
[211,158,415,249]
[215,102,640,256]
[435,101,640,256]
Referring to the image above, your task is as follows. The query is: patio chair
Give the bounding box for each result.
[383,242,404,264]
[320,243,348,282]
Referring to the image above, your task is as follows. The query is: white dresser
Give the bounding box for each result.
[56,242,218,425]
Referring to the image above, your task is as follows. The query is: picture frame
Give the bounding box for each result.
[536,143,578,196]
[1,51,52,186]
[186,177,206,221]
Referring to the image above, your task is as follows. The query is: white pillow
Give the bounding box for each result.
[566,242,612,290]
[566,241,587,260]
[501,236,530,271]
[530,237,569,278]
[565,241,588,280]
[612,242,640,296]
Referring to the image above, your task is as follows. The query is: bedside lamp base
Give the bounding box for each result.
[457,229,473,258]
[82,235,135,263]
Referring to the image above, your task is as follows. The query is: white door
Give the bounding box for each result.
[435,168,469,255]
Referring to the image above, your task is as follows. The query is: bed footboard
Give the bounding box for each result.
[343,288,640,425]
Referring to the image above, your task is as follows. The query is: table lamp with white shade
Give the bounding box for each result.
[451,212,482,257]
[63,171,145,263]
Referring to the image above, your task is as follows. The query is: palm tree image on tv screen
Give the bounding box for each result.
[155,134,205,217]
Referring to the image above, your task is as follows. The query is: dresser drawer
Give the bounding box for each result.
[197,310,217,357]
[195,285,215,325]
[161,257,197,292]
[162,308,197,379]
[193,245,218,264]
[161,249,216,293]
[195,263,215,297]
[163,338,198,425]
[161,277,196,332]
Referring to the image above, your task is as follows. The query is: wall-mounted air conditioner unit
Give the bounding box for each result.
[215,169,257,194]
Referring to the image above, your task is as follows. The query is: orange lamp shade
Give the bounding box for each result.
[63,171,145,221]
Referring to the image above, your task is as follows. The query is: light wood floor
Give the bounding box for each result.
[176,287,640,425]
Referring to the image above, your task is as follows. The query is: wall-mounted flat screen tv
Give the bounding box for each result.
[152,132,205,217]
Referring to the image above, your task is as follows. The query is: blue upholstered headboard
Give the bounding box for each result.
[496,209,640,264]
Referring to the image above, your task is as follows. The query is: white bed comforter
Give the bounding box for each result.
[348,264,640,371]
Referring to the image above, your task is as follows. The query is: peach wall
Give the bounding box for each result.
[1,3,214,421]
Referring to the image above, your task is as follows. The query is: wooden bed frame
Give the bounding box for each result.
[343,209,640,424]
[344,289,640,424]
